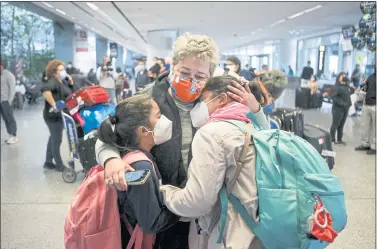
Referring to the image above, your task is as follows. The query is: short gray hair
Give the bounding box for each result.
[172,33,220,76]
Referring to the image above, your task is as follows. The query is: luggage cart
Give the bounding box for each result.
[56,101,82,183]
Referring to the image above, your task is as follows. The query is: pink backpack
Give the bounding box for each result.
[64,151,156,249]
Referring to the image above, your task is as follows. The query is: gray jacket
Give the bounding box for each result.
[1,69,16,103]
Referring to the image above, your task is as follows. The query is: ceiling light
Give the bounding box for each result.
[87,2,99,11]
[55,9,66,15]
[71,17,75,20]
[42,2,53,8]
[305,5,322,13]
[269,19,286,28]
[288,11,305,19]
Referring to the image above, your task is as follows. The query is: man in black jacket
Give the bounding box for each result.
[301,61,314,80]
[355,71,376,154]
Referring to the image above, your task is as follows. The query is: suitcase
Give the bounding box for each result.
[269,115,282,129]
[272,108,304,137]
[295,87,311,108]
[66,86,109,112]
[77,131,98,172]
[79,104,116,134]
[310,93,323,108]
[303,124,335,170]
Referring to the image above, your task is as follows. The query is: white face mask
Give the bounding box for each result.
[146,115,173,145]
[227,65,236,73]
[190,95,221,128]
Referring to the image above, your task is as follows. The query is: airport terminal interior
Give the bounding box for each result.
[1,1,376,249]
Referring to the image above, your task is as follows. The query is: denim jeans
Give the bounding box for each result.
[106,88,116,105]
[45,118,64,165]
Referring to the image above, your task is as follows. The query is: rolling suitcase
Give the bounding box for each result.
[269,115,282,129]
[310,93,323,108]
[303,124,335,170]
[77,131,98,172]
[295,87,311,108]
[273,108,304,138]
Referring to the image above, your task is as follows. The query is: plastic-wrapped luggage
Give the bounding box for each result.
[66,86,109,111]
[303,124,335,170]
[270,108,304,137]
[310,93,324,108]
[79,104,116,134]
[295,87,311,108]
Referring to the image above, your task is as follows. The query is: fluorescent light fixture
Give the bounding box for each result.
[305,5,322,13]
[87,2,99,11]
[288,11,305,19]
[55,9,66,15]
[269,19,286,27]
[42,2,53,8]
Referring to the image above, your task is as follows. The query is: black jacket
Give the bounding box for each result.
[331,82,352,109]
[41,77,79,122]
[135,69,150,90]
[149,71,195,187]
[365,72,376,106]
[301,66,314,80]
[118,151,180,248]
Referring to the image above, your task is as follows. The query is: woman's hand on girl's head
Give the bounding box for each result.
[226,80,261,113]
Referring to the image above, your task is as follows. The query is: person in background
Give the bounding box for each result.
[262,64,269,71]
[309,75,319,95]
[135,60,149,92]
[86,68,98,85]
[66,61,78,75]
[227,56,252,80]
[97,56,117,104]
[152,56,158,65]
[301,60,314,81]
[98,94,180,248]
[355,68,376,155]
[148,63,161,83]
[157,58,167,74]
[122,73,131,99]
[330,72,352,145]
[115,72,125,103]
[351,64,361,88]
[165,56,172,71]
[288,65,294,76]
[95,33,268,249]
[0,59,19,144]
[160,75,262,249]
[41,59,79,171]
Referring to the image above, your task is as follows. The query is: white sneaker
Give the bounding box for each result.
[7,136,19,144]
[4,134,11,143]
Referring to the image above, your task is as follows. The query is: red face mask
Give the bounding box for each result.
[169,74,203,102]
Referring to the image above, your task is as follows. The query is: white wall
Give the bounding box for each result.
[146,30,177,68]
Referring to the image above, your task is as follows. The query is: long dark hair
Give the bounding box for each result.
[336,72,347,84]
[98,94,153,152]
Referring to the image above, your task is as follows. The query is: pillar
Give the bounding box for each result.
[115,45,124,71]
[146,30,178,68]
[96,35,108,67]
[279,39,298,75]
[53,21,75,64]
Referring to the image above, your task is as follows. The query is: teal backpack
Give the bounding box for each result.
[217,112,347,249]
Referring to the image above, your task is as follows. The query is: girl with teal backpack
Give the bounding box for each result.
[161,75,347,249]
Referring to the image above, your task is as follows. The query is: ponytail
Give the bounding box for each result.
[98,118,119,149]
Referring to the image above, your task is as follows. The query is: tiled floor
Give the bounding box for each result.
[1,99,376,249]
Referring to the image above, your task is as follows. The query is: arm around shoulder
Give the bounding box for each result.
[95,139,121,166]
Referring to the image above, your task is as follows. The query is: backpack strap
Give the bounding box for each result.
[121,151,156,249]
[215,120,253,244]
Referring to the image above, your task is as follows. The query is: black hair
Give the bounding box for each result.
[335,72,347,84]
[203,75,267,106]
[227,56,241,73]
[307,61,311,65]
[116,67,122,73]
[98,94,153,152]
[149,63,161,75]
[311,75,317,81]
[157,58,165,66]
